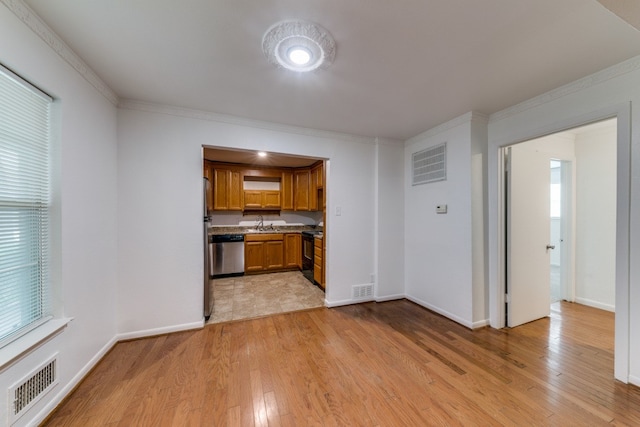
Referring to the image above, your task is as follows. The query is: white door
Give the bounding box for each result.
[506,143,553,327]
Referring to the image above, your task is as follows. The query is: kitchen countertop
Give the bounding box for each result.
[208,225,322,235]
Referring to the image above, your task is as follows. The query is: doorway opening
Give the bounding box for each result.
[201,146,329,323]
[504,118,617,328]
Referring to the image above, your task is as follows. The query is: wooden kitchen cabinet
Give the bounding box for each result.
[244,233,285,273]
[309,162,323,211]
[314,236,324,289]
[284,233,301,268]
[213,168,242,210]
[264,240,284,270]
[281,170,294,210]
[294,169,310,211]
[243,190,281,210]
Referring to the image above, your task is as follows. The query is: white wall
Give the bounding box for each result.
[487,56,640,385]
[575,125,617,311]
[0,5,118,426]
[375,140,405,300]
[404,113,487,328]
[116,103,392,334]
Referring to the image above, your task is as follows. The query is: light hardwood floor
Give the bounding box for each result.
[43,300,640,426]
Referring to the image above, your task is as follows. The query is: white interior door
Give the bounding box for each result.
[506,143,552,327]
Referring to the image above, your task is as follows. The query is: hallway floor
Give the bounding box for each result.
[207,270,325,324]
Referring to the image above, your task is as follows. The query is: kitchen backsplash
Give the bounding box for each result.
[210,211,322,226]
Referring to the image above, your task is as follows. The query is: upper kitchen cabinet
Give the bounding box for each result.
[294,169,310,211]
[243,178,281,210]
[309,161,323,212]
[281,170,294,211]
[243,190,281,210]
[213,167,242,211]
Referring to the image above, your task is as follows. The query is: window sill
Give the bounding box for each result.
[0,318,72,371]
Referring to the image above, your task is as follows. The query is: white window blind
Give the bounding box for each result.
[0,65,52,347]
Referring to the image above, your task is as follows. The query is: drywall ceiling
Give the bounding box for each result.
[21,0,640,141]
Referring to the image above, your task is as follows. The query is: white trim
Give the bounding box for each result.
[118,99,379,144]
[325,298,374,308]
[490,55,640,123]
[115,320,204,342]
[30,336,118,426]
[405,111,488,147]
[0,318,71,372]
[471,319,490,329]
[375,294,405,303]
[488,102,631,383]
[405,295,474,329]
[0,0,119,105]
[629,375,640,388]
[574,298,615,313]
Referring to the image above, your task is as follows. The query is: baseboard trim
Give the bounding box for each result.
[32,335,118,426]
[574,297,615,313]
[375,294,405,303]
[628,374,640,387]
[405,295,474,329]
[116,320,205,341]
[325,298,375,308]
[471,319,490,329]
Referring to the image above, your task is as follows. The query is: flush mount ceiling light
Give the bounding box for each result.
[262,20,336,72]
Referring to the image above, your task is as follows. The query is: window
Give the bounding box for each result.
[0,65,53,348]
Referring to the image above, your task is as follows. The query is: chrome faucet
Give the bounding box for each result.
[256,215,264,231]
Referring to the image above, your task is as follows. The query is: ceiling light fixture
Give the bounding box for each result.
[257,151,267,157]
[262,20,336,72]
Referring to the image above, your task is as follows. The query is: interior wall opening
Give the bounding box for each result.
[201,146,328,323]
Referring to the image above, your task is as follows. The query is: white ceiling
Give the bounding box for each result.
[22,0,640,141]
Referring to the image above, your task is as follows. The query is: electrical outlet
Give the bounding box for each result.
[436,204,447,214]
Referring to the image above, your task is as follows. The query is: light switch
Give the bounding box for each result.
[436,204,447,214]
[335,206,342,216]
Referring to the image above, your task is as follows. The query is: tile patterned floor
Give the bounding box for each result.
[207,270,326,324]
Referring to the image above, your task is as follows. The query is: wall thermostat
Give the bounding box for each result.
[436,204,448,214]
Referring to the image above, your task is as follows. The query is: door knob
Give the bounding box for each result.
[546,244,556,250]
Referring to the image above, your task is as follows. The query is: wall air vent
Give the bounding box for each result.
[9,355,58,425]
[353,284,374,299]
[412,142,447,185]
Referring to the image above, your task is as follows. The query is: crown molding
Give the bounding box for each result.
[490,55,640,123]
[1,0,118,105]
[405,111,488,146]
[118,99,379,145]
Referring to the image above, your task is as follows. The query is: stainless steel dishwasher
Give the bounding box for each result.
[209,234,245,277]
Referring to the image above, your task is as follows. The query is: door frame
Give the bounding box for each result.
[489,103,631,382]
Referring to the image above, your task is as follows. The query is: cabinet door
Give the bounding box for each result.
[309,167,318,211]
[281,171,294,210]
[245,241,265,272]
[284,234,301,268]
[294,170,310,211]
[228,170,243,210]
[213,169,229,210]
[262,191,281,209]
[264,240,284,270]
[244,190,262,209]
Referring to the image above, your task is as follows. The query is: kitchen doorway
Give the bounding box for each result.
[504,118,617,327]
[202,146,328,323]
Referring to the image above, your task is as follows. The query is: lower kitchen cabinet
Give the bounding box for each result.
[284,233,301,268]
[244,233,288,273]
[314,236,324,290]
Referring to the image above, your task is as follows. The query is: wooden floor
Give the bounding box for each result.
[43,300,640,426]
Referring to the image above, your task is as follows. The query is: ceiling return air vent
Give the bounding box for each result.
[412,142,447,185]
